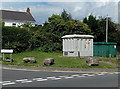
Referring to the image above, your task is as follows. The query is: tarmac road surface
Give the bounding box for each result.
[1,69,119,87]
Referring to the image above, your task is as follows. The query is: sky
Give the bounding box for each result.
[0,0,119,24]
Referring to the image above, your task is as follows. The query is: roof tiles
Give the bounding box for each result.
[0,10,35,22]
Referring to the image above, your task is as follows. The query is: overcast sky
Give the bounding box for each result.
[0,0,119,24]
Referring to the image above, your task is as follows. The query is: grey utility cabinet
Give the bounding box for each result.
[62,34,94,57]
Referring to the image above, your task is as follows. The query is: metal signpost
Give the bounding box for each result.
[1,49,13,61]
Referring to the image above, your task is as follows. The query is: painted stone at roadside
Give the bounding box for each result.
[43,58,54,66]
[86,57,99,66]
[5,57,14,62]
[23,57,37,63]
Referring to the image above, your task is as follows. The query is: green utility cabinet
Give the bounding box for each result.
[93,42,117,57]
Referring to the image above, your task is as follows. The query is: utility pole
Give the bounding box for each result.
[106,15,108,42]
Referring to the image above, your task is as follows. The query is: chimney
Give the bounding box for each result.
[26,8,30,13]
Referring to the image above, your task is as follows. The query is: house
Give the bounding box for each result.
[0,8,35,27]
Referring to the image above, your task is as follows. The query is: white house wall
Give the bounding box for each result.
[4,20,35,27]
[4,20,24,27]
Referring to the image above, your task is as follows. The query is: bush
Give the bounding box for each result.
[2,27,31,53]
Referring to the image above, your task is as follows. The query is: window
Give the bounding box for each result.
[64,52,68,56]
[69,51,74,53]
[12,23,16,26]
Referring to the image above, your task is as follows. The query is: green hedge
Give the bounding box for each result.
[2,27,31,53]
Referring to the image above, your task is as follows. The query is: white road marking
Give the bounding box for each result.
[21,80,33,83]
[35,79,48,82]
[16,79,28,82]
[33,78,43,80]
[2,82,15,86]
[82,74,89,76]
[50,78,62,80]
[71,74,80,77]
[87,74,95,77]
[16,79,33,83]
[64,76,74,79]
[2,73,113,86]
[47,77,61,80]
[33,78,47,81]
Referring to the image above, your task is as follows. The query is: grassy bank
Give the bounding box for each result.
[97,56,120,64]
[2,51,118,68]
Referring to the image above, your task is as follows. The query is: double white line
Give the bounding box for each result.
[33,78,47,81]
[16,79,32,83]
[2,72,115,86]
[47,77,61,80]
[1,81,15,86]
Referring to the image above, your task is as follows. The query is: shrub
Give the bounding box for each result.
[2,27,31,53]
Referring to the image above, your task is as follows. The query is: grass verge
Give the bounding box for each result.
[1,51,119,68]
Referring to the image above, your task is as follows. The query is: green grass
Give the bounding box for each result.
[1,51,118,68]
[97,56,120,64]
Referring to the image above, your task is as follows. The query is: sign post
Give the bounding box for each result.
[1,49,13,61]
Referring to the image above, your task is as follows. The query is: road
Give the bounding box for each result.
[1,69,119,88]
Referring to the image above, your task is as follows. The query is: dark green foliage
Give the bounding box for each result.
[2,10,90,53]
[2,11,119,53]
[98,17,118,42]
[27,11,90,52]
[83,14,100,41]
[108,30,120,44]
[83,14,118,42]
[2,27,31,53]
[39,14,90,52]
[0,20,5,27]
[61,9,72,21]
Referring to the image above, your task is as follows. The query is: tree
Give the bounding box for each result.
[61,9,72,21]
[98,17,117,42]
[66,19,91,34]
[83,14,99,41]
[83,14,117,42]
[38,13,91,52]
[28,29,43,50]
[108,30,120,44]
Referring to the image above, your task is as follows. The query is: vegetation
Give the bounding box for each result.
[2,10,91,53]
[2,10,120,53]
[1,10,120,68]
[2,51,118,68]
[0,20,5,27]
[2,27,31,53]
[97,57,120,65]
[83,14,120,43]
